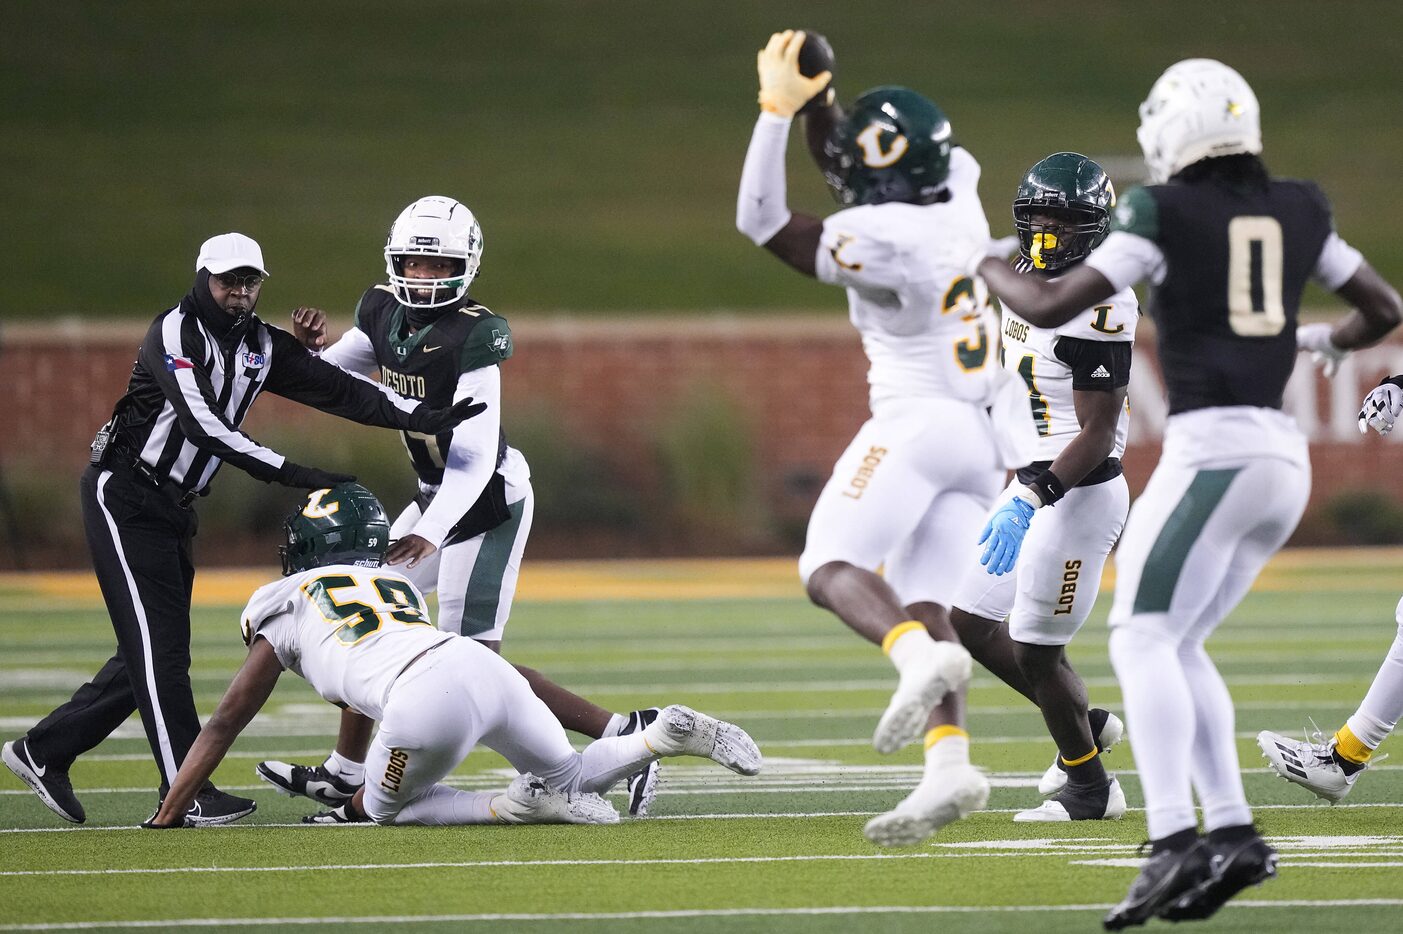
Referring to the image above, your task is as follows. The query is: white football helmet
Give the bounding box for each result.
[384,196,483,307]
[1136,59,1262,184]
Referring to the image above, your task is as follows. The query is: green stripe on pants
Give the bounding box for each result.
[459,497,527,637]
[1132,468,1240,614]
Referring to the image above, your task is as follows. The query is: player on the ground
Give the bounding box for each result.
[970,59,1402,928]
[258,197,661,818]
[737,30,1006,846]
[142,484,762,829]
[949,153,1136,824]
[1257,377,1403,801]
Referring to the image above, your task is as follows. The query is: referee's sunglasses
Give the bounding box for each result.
[212,271,265,292]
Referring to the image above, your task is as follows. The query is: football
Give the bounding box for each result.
[796,29,835,114]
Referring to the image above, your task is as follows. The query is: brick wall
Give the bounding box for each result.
[5,317,1403,566]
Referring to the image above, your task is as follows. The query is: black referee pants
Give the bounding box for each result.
[26,466,203,789]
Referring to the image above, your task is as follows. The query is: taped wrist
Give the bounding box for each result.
[1382,376,1403,391]
[1025,469,1066,508]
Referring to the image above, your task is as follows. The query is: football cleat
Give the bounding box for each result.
[862,763,989,847]
[1256,728,1378,803]
[619,708,662,817]
[643,705,762,776]
[303,803,370,825]
[3,737,85,824]
[872,641,972,755]
[490,773,620,825]
[1103,840,1210,930]
[1038,709,1126,796]
[1015,776,1126,822]
[255,760,361,806]
[1160,832,1278,922]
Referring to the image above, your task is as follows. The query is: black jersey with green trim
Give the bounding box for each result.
[354,285,512,486]
[1112,177,1333,414]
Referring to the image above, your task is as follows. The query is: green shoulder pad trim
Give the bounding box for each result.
[1110,186,1159,242]
[460,312,514,372]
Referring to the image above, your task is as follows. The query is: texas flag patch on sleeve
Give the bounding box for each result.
[165,354,195,372]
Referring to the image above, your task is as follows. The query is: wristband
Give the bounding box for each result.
[1024,469,1066,508]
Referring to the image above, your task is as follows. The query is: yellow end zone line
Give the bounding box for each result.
[0,548,1400,608]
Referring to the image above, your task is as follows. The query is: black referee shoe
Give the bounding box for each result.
[3,737,85,824]
[256,760,361,806]
[619,708,662,817]
[174,785,257,826]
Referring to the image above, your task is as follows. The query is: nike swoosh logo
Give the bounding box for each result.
[423,345,441,353]
[23,745,46,778]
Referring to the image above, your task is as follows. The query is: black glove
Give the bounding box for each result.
[276,462,357,489]
[408,397,488,435]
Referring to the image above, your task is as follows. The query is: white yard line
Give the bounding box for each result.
[1,900,1401,930]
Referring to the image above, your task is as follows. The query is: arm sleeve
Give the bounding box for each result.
[411,367,502,548]
[1054,336,1133,391]
[142,313,286,482]
[736,112,796,245]
[1083,231,1166,291]
[319,326,380,376]
[1313,231,1364,291]
[261,326,423,429]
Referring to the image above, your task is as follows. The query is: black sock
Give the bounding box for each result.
[1331,750,1366,776]
[1064,751,1108,789]
[1088,707,1111,742]
[1151,828,1201,855]
[1206,823,1258,847]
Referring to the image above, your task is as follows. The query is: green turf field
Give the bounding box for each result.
[2,554,1401,932]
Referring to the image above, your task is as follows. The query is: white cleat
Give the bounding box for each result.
[1015,776,1127,822]
[862,763,989,847]
[872,641,972,755]
[1037,711,1126,797]
[645,705,763,776]
[1257,729,1377,804]
[490,773,620,825]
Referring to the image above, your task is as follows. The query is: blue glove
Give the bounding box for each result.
[978,496,1037,576]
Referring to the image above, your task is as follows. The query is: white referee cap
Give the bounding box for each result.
[196,232,269,276]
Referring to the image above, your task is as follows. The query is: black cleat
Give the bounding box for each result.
[1103,840,1210,930]
[256,760,360,806]
[174,785,257,826]
[3,737,85,824]
[619,708,662,816]
[1160,833,1278,922]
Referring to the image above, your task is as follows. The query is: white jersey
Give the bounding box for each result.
[815,147,1000,409]
[240,565,454,721]
[999,285,1139,462]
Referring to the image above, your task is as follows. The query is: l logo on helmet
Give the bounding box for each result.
[855,123,909,168]
[303,489,341,519]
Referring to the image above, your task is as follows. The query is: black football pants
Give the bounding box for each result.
[25,466,202,789]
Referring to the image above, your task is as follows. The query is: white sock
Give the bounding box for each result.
[578,734,657,794]
[924,730,970,772]
[324,752,364,784]
[1179,640,1251,832]
[384,783,496,825]
[1109,625,1198,839]
[1347,626,1403,749]
[601,713,628,738]
[885,622,937,675]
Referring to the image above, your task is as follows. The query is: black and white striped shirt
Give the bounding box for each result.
[102,299,422,496]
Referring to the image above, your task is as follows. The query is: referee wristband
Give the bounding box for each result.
[1024,469,1066,508]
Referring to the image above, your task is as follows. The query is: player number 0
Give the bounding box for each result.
[1227,216,1285,336]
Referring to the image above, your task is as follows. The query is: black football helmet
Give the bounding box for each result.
[1012,152,1115,271]
[280,483,391,576]
[823,86,953,207]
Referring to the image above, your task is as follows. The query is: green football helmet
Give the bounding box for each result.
[280,483,391,576]
[823,86,953,207]
[1012,152,1115,271]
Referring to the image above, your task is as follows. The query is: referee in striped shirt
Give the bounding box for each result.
[2,233,485,826]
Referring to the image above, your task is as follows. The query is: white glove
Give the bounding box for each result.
[756,30,832,118]
[1296,322,1348,378]
[964,236,1021,277]
[1359,380,1403,435]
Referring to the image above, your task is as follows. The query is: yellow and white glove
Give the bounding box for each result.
[1297,322,1348,378]
[757,30,832,118]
